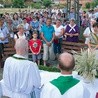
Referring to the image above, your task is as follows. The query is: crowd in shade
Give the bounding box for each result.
[0,7,98,66]
[0,7,98,98]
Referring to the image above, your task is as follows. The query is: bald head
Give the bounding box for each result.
[58,52,75,72]
[15,39,28,56]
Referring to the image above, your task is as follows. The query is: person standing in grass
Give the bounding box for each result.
[41,18,55,66]
[29,31,42,65]
[53,19,64,57]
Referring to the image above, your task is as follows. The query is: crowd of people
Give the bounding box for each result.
[0,7,98,98]
[0,7,98,66]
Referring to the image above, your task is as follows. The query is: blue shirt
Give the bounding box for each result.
[69,12,75,19]
[30,21,39,30]
[41,24,55,43]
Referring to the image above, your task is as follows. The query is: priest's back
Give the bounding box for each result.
[1,54,41,98]
[41,52,90,98]
[0,39,41,98]
[41,76,90,98]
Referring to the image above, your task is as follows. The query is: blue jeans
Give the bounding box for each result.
[53,38,62,54]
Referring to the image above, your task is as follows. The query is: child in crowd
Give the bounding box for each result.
[29,31,42,65]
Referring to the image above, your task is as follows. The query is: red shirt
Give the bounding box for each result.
[26,17,32,24]
[29,39,42,54]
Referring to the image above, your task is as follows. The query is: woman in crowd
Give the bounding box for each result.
[14,24,26,42]
[87,22,98,59]
[7,18,14,38]
[64,18,80,42]
[12,13,22,34]
[53,19,64,56]
[87,22,98,50]
[83,18,96,44]
[22,18,30,40]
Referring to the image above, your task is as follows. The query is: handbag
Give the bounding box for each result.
[96,92,98,98]
[54,39,59,44]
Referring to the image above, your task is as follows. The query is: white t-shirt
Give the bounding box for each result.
[53,25,64,38]
[23,23,30,36]
[24,23,29,30]
[14,33,26,40]
[93,12,98,18]
[83,27,94,44]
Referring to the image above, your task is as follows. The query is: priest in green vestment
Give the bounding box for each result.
[40,52,90,98]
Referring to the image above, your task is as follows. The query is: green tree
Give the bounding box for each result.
[94,0,98,7]
[91,2,96,8]
[90,0,98,8]
[42,0,52,8]
[12,0,25,8]
[85,2,91,9]
[31,2,41,9]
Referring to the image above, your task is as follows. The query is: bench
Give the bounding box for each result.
[61,41,88,54]
[3,43,15,60]
[3,43,42,61]
[3,40,88,60]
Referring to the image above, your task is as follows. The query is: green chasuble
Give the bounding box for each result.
[50,76,80,95]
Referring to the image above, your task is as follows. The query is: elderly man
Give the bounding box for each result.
[0,39,41,98]
[40,52,90,98]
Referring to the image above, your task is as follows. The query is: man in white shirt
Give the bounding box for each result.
[41,52,90,98]
[0,17,9,44]
[0,39,41,98]
[0,18,5,68]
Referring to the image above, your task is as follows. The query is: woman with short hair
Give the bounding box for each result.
[14,24,26,42]
[64,18,80,42]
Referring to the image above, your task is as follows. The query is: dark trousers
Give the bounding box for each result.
[53,38,62,54]
[0,43,4,68]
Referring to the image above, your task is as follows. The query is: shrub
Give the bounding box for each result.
[38,65,60,72]
[90,0,98,8]
[31,2,41,9]
[4,4,12,8]
[12,0,25,8]
[85,2,91,9]
[42,0,52,8]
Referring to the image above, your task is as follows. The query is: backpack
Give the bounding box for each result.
[15,33,26,39]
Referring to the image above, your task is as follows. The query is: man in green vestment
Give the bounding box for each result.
[40,52,90,98]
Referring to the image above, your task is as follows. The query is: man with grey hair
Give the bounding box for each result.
[41,52,90,98]
[0,39,41,98]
